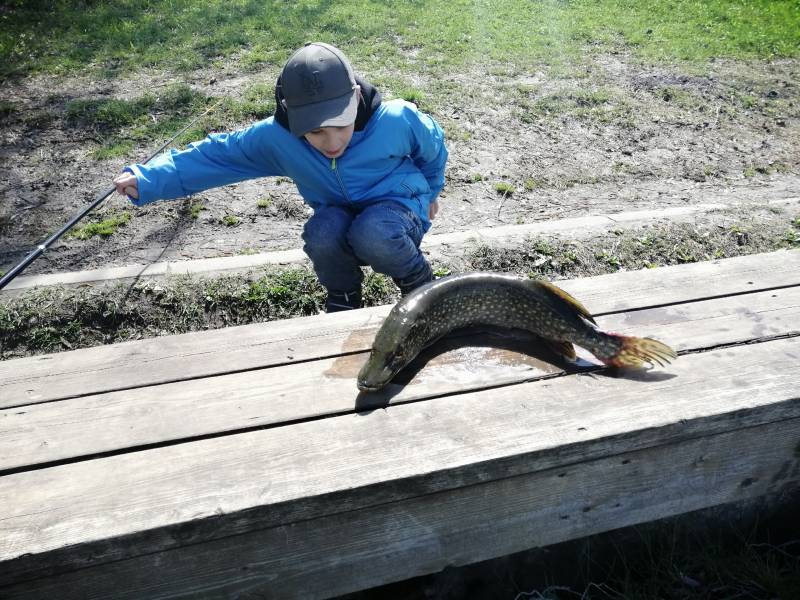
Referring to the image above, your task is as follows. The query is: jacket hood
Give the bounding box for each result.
[274,75,382,136]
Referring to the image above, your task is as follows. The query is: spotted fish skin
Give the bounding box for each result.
[356,272,676,391]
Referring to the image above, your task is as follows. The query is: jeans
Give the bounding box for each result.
[302,201,433,296]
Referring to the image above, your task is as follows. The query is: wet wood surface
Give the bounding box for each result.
[1,251,799,599]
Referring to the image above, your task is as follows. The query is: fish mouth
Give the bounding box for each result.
[356,366,398,392]
[357,379,383,392]
[358,350,405,392]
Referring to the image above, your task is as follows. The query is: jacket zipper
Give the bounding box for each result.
[330,158,352,203]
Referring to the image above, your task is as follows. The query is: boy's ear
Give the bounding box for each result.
[281,99,287,108]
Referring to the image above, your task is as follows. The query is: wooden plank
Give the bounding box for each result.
[3,416,799,599]
[2,337,798,585]
[2,250,798,407]
[0,307,389,409]
[2,287,798,473]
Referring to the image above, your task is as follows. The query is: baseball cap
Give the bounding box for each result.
[280,42,358,137]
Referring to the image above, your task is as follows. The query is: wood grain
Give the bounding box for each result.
[2,337,798,586]
[4,416,799,599]
[1,287,798,473]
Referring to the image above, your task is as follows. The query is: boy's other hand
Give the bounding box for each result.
[113,172,139,199]
[428,201,439,221]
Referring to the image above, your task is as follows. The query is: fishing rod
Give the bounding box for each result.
[0,98,223,291]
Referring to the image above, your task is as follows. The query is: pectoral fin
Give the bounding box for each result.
[543,338,577,361]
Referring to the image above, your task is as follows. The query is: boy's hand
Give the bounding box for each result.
[428,200,439,221]
[113,172,139,199]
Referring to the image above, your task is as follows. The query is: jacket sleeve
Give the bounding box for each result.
[125,119,285,206]
[403,105,448,202]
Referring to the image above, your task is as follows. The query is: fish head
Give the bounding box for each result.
[357,313,430,392]
[357,347,407,392]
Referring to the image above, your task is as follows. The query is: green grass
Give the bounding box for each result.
[4,217,797,359]
[90,141,135,160]
[463,219,797,278]
[517,87,635,126]
[65,82,275,156]
[0,100,16,120]
[191,203,206,220]
[66,212,131,240]
[3,1,799,79]
[0,267,396,358]
[494,181,515,195]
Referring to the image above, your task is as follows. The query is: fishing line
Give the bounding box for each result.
[0,97,224,291]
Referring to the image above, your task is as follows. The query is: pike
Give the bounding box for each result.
[357,272,677,392]
[0,99,222,292]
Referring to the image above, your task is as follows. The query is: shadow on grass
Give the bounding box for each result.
[1,0,337,78]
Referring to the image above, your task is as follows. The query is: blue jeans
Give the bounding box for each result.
[302,201,433,295]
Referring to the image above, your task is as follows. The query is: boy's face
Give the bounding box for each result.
[304,123,355,159]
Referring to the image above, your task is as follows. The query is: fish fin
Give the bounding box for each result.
[543,338,577,361]
[535,280,597,325]
[600,334,678,368]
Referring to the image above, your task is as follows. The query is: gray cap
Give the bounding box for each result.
[280,42,358,137]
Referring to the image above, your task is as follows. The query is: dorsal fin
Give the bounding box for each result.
[534,279,597,325]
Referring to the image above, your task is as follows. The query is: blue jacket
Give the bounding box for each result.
[126,99,448,231]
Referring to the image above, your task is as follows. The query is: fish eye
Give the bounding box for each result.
[388,352,405,370]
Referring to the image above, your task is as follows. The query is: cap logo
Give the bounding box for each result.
[302,72,323,97]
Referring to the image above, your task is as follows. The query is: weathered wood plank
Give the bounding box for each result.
[2,287,798,472]
[2,337,798,585]
[2,250,798,407]
[0,307,389,409]
[3,416,799,599]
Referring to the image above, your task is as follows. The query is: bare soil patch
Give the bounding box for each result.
[1,56,798,277]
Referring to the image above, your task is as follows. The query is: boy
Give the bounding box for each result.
[113,42,448,312]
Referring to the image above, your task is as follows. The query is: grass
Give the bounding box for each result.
[494,182,515,195]
[186,201,205,220]
[514,524,800,600]
[0,267,396,358]
[3,218,797,359]
[273,197,307,220]
[517,86,639,128]
[2,1,799,80]
[63,82,275,157]
[66,212,131,240]
[460,219,798,278]
[0,100,16,120]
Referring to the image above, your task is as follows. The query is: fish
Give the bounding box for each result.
[357,272,677,391]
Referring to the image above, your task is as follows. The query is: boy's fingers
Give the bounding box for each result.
[113,173,138,198]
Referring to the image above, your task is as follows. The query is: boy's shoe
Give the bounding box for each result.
[325,290,362,312]
[394,263,434,297]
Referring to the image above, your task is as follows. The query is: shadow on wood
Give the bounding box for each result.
[354,327,586,412]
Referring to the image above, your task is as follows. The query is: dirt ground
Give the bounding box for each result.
[1,55,798,276]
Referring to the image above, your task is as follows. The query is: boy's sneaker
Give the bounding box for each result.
[325,290,362,312]
[394,263,434,297]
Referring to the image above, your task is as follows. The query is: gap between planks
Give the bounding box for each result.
[2,337,799,591]
[2,285,799,474]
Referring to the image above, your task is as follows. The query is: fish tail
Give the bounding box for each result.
[596,334,677,368]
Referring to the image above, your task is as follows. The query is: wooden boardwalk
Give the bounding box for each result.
[1,250,799,599]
